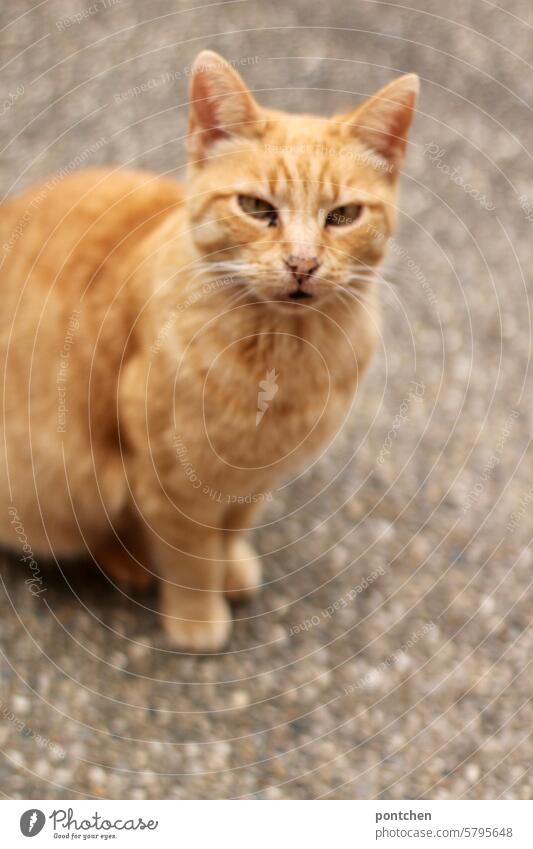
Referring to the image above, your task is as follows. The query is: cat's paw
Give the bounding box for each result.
[224,538,262,603]
[162,594,232,653]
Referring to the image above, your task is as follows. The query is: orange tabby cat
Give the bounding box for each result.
[0,51,418,650]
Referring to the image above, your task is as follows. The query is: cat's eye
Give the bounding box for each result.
[325,203,363,227]
[238,195,278,226]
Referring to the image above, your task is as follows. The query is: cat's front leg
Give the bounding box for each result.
[149,520,231,652]
[223,501,263,603]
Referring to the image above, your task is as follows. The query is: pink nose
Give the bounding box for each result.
[285,254,320,282]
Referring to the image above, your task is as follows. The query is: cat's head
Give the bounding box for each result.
[185,50,418,307]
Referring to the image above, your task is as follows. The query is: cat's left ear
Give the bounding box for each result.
[187,50,261,162]
[337,74,419,172]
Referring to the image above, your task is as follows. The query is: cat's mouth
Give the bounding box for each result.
[288,289,312,300]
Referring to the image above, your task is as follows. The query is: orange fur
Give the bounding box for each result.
[0,51,418,650]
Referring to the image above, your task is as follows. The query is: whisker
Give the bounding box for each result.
[339,289,372,310]
[348,265,420,283]
[222,288,253,312]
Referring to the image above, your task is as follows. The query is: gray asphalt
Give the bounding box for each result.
[1,0,532,799]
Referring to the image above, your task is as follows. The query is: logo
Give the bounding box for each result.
[256,368,279,425]
[20,809,46,837]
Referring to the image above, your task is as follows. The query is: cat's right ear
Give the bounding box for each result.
[187,51,261,162]
[336,74,419,173]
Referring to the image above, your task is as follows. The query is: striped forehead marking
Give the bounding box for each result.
[263,151,341,210]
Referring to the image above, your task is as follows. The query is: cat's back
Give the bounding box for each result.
[0,168,183,302]
[0,167,184,388]
[0,169,184,554]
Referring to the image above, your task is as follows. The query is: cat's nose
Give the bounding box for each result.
[284,254,320,283]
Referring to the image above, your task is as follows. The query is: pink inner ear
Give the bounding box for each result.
[388,92,416,147]
[192,71,227,139]
[362,91,416,162]
[382,93,416,157]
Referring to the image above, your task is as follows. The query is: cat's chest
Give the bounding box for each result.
[197,337,358,469]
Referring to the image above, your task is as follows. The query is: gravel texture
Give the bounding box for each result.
[1,0,532,800]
